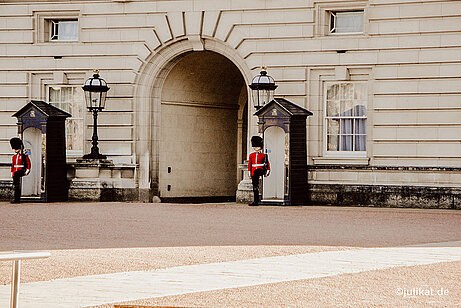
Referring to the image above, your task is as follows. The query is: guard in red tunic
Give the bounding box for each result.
[248,136,270,206]
[10,137,30,203]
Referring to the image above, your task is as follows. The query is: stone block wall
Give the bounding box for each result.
[68,160,138,202]
[309,166,461,209]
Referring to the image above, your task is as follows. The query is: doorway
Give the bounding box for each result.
[263,126,286,201]
[22,127,43,197]
[158,51,247,200]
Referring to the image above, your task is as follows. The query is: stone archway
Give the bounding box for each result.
[159,51,246,200]
[134,38,253,202]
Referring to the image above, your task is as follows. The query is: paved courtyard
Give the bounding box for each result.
[0,202,460,307]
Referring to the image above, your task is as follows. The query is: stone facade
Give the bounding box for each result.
[0,0,461,207]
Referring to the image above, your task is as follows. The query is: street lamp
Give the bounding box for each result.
[249,66,277,110]
[82,69,110,160]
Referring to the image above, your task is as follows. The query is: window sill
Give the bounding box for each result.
[312,157,370,166]
[328,32,364,36]
[35,41,81,46]
[47,40,79,43]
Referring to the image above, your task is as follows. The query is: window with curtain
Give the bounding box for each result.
[48,86,84,154]
[50,20,78,41]
[330,11,364,34]
[325,82,367,153]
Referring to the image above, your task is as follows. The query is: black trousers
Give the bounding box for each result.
[251,168,265,204]
[12,171,24,202]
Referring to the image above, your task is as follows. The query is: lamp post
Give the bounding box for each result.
[82,69,110,160]
[249,66,277,110]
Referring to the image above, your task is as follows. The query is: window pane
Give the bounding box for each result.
[327,100,340,117]
[330,12,336,33]
[335,11,363,33]
[65,120,72,149]
[354,103,367,117]
[327,84,338,100]
[49,87,60,103]
[51,21,58,40]
[58,21,78,40]
[74,88,84,117]
[327,135,338,151]
[355,135,366,151]
[340,135,353,151]
[354,84,367,100]
[340,100,354,117]
[342,119,353,134]
[327,119,340,135]
[341,83,354,100]
[66,119,83,151]
[62,87,72,100]
[61,87,73,113]
[355,119,367,134]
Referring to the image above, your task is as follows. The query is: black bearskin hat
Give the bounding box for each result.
[10,137,23,150]
[251,136,263,148]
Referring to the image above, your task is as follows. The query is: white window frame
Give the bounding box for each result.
[46,85,85,157]
[34,12,81,43]
[323,81,367,158]
[329,10,364,35]
[314,1,367,38]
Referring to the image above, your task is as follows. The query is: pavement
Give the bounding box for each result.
[0,202,460,307]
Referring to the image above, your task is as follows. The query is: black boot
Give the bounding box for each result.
[249,189,259,206]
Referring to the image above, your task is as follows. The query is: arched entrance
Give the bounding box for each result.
[158,51,247,201]
[134,38,254,202]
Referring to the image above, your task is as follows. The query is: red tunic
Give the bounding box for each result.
[248,152,270,177]
[11,153,31,176]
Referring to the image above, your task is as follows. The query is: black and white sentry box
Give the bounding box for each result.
[254,98,313,206]
[13,100,70,202]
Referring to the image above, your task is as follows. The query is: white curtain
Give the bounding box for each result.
[59,21,78,40]
[338,105,367,151]
[335,12,363,33]
[355,119,367,151]
[340,119,353,151]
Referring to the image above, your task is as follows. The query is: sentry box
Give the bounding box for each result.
[254,98,312,205]
[13,100,70,202]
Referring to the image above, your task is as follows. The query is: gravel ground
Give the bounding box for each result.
[93,260,461,308]
[1,202,460,307]
[1,202,460,250]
